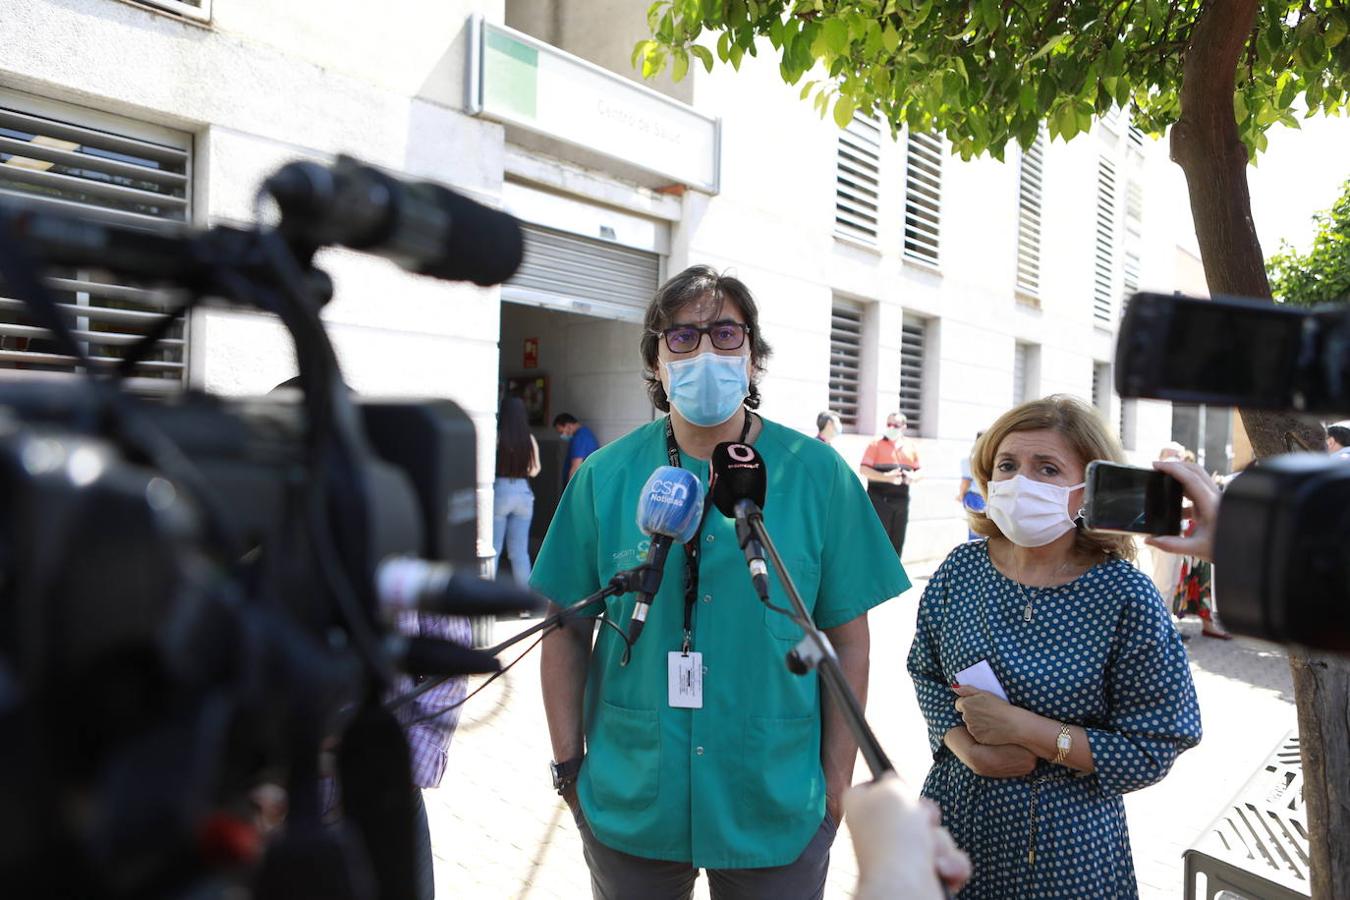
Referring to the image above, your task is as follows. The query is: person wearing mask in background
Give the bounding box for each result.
[1326,421,1350,459]
[533,265,907,900]
[553,412,601,483]
[907,395,1201,898]
[860,412,922,560]
[956,431,986,541]
[493,395,540,588]
[816,410,842,444]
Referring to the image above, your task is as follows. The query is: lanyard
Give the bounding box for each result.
[663,409,753,653]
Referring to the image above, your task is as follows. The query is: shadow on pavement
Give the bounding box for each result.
[1176,618,1296,704]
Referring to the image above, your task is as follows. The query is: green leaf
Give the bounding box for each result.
[799,78,817,100]
[821,18,850,56]
[632,40,653,71]
[881,23,900,53]
[646,1,665,34]
[952,56,969,85]
[642,46,667,79]
[690,43,714,72]
[1233,91,1248,123]
[672,47,689,82]
[729,42,744,69]
[1029,33,1069,63]
[716,30,731,62]
[979,0,999,30]
[833,94,857,128]
[1327,11,1349,49]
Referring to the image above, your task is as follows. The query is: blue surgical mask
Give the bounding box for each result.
[664,353,749,427]
[560,432,572,442]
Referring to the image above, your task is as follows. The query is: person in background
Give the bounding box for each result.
[1171,450,1230,640]
[553,412,601,483]
[494,395,540,588]
[860,412,922,560]
[907,395,1201,898]
[956,430,986,541]
[816,410,842,444]
[1326,421,1350,459]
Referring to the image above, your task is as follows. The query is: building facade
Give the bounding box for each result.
[0,0,1194,564]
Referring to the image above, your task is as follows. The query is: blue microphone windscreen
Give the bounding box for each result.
[636,466,705,543]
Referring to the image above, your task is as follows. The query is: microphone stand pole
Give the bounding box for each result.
[740,506,894,779]
[386,570,641,711]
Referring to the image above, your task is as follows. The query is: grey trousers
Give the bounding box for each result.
[575,809,837,900]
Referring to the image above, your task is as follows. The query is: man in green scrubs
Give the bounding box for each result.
[534,265,908,899]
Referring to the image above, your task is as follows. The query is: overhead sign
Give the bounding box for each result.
[468,16,721,193]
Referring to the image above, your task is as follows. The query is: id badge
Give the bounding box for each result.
[668,651,703,709]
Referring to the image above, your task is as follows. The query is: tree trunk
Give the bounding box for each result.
[1171,3,1348,897]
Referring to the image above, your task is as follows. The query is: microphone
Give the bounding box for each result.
[710,442,770,598]
[261,155,525,286]
[376,556,544,617]
[627,466,705,646]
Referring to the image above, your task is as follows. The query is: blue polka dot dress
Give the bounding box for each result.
[907,540,1201,898]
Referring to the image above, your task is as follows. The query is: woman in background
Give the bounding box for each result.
[493,395,540,588]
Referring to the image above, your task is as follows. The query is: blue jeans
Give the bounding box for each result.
[492,477,534,587]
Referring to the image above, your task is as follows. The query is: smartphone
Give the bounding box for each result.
[1082,461,1184,536]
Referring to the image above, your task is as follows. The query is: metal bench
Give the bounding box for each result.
[1182,731,1310,899]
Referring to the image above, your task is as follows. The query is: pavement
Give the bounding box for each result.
[424,558,1298,899]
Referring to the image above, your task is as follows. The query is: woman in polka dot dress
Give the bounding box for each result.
[908,396,1201,898]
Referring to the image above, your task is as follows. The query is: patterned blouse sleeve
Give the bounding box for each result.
[907,552,964,758]
[1084,570,1203,796]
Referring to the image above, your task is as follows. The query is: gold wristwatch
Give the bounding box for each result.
[1053,723,1072,765]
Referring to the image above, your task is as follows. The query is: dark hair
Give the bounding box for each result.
[1328,424,1350,448]
[640,265,773,412]
[552,412,578,427]
[497,396,534,478]
[817,411,840,433]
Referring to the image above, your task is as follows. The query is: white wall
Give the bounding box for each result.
[0,0,511,553]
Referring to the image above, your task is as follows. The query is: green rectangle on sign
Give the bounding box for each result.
[485,29,539,120]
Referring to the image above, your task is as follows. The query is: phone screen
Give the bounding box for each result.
[1084,461,1183,536]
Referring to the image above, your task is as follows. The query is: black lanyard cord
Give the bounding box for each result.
[662,408,753,652]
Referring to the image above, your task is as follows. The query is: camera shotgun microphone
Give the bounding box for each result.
[627,466,705,648]
[711,442,770,599]
[376,556,544,617]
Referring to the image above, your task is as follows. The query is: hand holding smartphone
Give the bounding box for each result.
[1083,460,1184,536]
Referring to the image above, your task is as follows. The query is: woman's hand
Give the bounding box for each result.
[944,725,1039,779]
[953,684,1031,746]
[1146,459,1220,562]
[966,743,1039,778]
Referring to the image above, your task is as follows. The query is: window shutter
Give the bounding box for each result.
[829,299,863,429]
[0,93,192,392]
[903,132,942,266]
[504,223,660,322]
[1015,129,1045,297]
[836,115,881,245]
[1093,157,1117,324]
[899,315,926,433]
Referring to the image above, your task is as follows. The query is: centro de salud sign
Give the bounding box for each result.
[467,16,721,194]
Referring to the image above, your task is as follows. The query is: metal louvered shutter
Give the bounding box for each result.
[1093,157,1117,324]
[1015,130,1045,298]
[1013,342,1029,406]
[903,131,942,266]
[829,300,863,429]
[504,224,660,322]
[0,94,192,393]
[899,315,926,434]
[836,115,881,245]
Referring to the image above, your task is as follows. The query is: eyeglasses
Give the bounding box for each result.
[654,321,751,354]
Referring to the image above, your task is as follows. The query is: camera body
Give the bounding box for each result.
[1116,291,1350,651]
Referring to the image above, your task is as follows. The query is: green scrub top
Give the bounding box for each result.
[530,416,909,869]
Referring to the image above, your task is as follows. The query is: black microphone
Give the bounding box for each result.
[262,155,525,286]
[711,442,770,599]
[626,466,706,647]
[376,556,544,617]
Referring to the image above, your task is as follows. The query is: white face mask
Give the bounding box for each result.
[985,474,1085,547]
[884,427,903,441]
